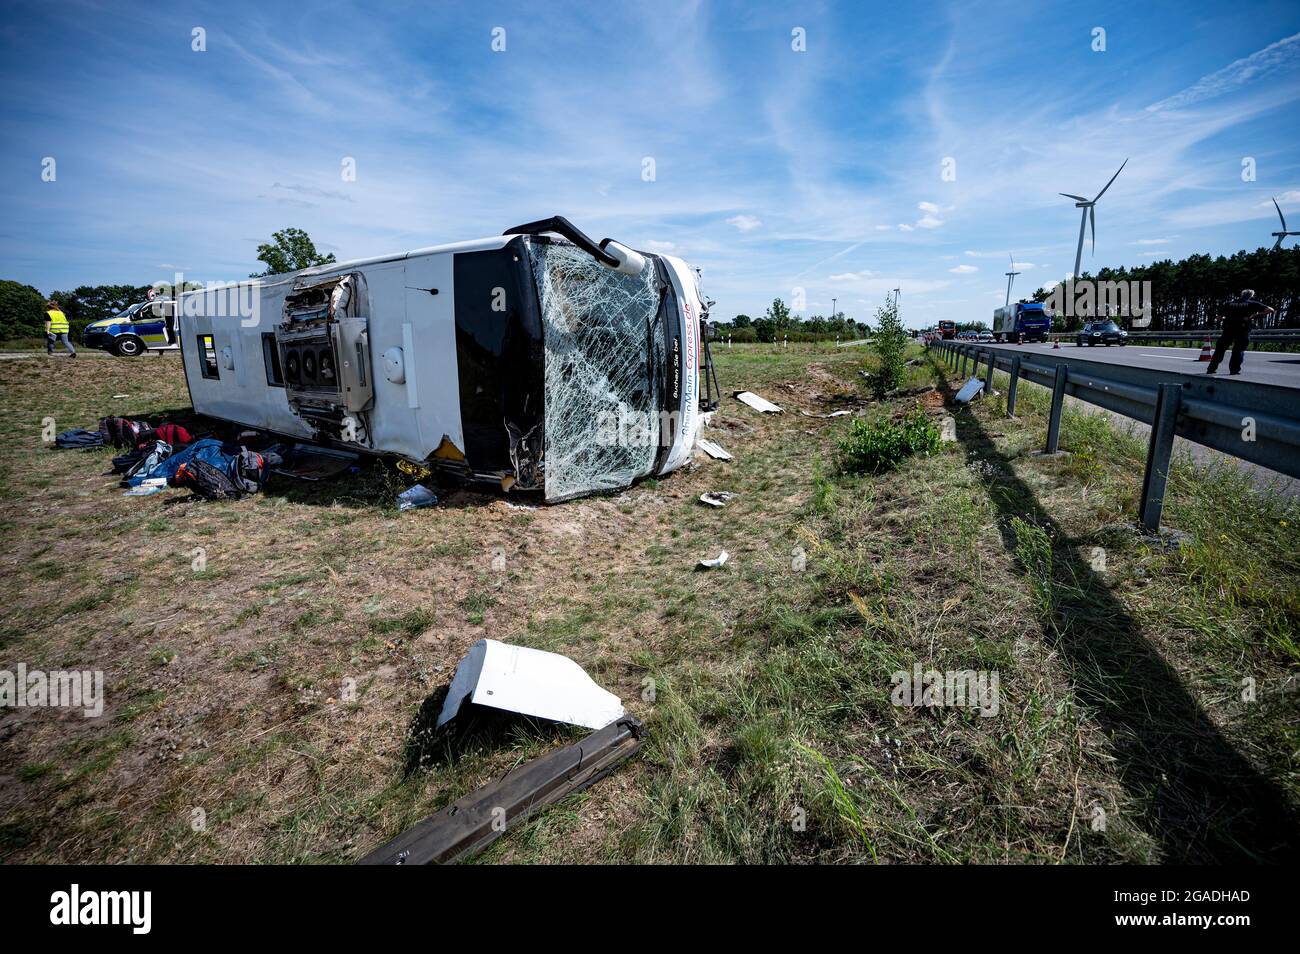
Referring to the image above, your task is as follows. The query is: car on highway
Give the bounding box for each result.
[977,331,994,342]
[1076,320,1128,347]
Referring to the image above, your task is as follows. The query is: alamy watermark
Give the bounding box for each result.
[1,663,104,717]
[153,270,260,328]
[596,403,683,447]
[1043,279,1152,326]
[891,663,999,717]
[50,884,150,934]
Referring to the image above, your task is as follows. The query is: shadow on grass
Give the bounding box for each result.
[942,368,1300,861]
[401,686,577,776]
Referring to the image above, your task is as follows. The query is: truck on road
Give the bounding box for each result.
[993,302,1051,343]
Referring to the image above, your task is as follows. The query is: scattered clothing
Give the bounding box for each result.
[152,423,193,446]
[99,417,154,450]
[52,412,280,503]
[171,458,245,500]
[119,441,172,487]
[141,438,277,497]
[54,428,104,449]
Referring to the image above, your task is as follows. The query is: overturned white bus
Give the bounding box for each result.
[177,217,720,502]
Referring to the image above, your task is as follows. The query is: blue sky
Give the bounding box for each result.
[2,0,1299,327]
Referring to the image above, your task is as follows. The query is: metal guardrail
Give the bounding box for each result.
[929,339,1300,530]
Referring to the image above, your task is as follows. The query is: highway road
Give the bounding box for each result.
[970,341,1300,390]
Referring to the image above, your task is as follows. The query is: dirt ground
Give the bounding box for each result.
[0,347,865,861]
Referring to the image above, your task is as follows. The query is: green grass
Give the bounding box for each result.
[1,343,1295,864]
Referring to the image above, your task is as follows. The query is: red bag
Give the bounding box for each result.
[154,423,193,446]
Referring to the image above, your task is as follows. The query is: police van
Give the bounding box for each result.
[81,299,179,356]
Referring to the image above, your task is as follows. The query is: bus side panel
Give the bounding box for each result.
[376,253,464,461]
[180,284,316,440]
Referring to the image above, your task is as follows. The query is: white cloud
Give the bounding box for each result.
[898,223,915,232]
[726,214,762,232]
[948,264,978,274]
[914,200,947,229]
[1146,32,1300,112]
[644,240,677,252]
[829,270,876,281]
[1131,238,1171,246]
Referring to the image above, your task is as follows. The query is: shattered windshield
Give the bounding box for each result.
[529,241,664,502]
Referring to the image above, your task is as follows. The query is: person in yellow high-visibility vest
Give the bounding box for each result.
[45,300,76,357]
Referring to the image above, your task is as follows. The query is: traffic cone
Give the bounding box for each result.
[1198,338,1213,361]
[1052,338,1060,349]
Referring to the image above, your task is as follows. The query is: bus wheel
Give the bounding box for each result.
[114,336,145,357]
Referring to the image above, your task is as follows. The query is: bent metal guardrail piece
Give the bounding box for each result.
[930,339,1300,531]
[358,716,645,865]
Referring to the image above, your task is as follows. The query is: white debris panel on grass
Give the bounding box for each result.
[734,391,784,414]
[436,639,625,731]
[698,438,733,460]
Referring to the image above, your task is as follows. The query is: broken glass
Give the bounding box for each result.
[529,241,663,502]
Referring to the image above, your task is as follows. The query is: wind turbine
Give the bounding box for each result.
[1060,158,1127,280]
[1271,197,1300,250]
[1004,254,1021,308]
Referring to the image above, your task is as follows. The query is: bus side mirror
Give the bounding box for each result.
[599,240,646,277]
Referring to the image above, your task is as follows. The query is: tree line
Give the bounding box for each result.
[1031,245,1300,331]
[0,228,336,341]
[718,298,872,342]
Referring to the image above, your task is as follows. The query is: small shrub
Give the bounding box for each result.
[839,408,942,474]
[867,297,909,398]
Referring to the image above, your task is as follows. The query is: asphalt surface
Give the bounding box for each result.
[0,350,166,361]
[967,341,1300,390]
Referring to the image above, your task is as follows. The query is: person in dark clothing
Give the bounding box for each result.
[1206,289,1273,375]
